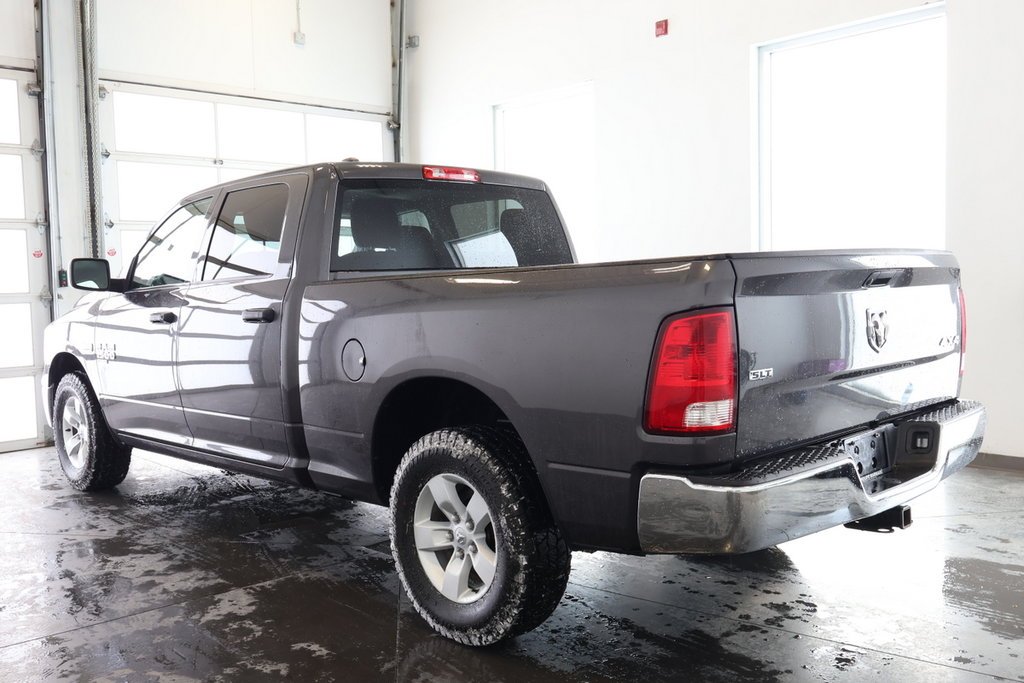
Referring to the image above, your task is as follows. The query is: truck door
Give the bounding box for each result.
[93,198,213,444]
[175,176,306,469]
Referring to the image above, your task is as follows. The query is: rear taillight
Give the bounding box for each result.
[958,288,967,376]
[422,166,480,182]
[645,310,737,434]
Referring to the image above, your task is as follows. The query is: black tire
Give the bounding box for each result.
[389,426,571,646]
[52,372,132,491]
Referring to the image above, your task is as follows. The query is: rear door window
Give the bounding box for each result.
[202,183,288,280]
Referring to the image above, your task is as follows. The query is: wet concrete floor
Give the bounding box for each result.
[1,446,1022,682]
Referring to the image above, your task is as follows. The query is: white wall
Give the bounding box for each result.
[406,0,1023,458]
[947,0,1024,458]
[405,0,921,262]
[97,0,392,112]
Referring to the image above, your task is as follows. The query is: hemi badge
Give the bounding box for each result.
[749,368,773,381]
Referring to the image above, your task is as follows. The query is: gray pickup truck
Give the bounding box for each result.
[43,162,986,645]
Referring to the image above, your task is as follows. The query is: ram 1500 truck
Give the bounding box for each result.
[43,162,987,645]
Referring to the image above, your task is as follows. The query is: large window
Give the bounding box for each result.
[757,6,946,251]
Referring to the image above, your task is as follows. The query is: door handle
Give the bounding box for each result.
[242,308,276,324]
[149,311,177,324]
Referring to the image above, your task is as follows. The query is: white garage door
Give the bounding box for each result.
[0,68,48,453]
[98,83,391,275]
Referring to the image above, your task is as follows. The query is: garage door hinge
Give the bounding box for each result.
[39,285,53,303]
[35,212,47,235]
[26,83,42,97]
[98,85,109,100]
[101,144,110,162]
[31,139,44,159]
[104,214,115,231]
[387,119,400,130]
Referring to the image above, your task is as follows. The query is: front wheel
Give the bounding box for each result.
[389,427,571,646]
[53,373,132,491]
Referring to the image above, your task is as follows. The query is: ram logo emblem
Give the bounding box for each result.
[866,309,889,352]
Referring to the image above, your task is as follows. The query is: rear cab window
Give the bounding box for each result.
[330,180,573,272]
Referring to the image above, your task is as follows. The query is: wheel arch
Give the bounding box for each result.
[370,376,544,506]
[46,352,88,418]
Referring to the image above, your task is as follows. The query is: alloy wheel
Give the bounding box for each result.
[413,473,498,604]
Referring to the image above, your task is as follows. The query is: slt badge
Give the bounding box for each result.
[866,309,889,352]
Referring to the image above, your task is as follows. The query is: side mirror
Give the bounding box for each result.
[70,258,112,291]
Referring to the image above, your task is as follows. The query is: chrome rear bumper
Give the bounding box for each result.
[637,400,987,554]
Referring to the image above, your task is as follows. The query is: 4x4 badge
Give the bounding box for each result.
[866,309,889,352]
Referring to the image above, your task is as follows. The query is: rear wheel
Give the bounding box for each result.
[389,427,571,646]
[53,373,131,491]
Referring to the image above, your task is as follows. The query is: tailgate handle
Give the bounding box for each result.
[863,269,902,288]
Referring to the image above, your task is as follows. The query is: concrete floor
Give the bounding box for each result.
[1,447,1021,682]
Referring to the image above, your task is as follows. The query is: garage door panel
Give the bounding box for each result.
[112,90,215,158]
[0,303,34,368]
[0,376,37,442]
[114,160,218,222]
[0,77,19,144]
[216,104,304,164]
[0,153,26,218]
[0,228,29,293]
[306,114,384,162]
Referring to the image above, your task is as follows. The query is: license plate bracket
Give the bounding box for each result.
[843,428,892,479]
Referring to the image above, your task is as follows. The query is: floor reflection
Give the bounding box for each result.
[0,447,1021,682]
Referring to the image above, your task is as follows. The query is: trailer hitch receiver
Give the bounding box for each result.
[844,505,913,533]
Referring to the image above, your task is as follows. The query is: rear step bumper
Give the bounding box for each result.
[637,400,986,554]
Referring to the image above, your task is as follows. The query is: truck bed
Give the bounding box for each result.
[297,248,964,552]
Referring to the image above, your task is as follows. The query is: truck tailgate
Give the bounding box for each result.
[732,251,962,458]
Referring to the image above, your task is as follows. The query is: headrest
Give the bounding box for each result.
[500,208,528,233]
[350,199,401,249]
